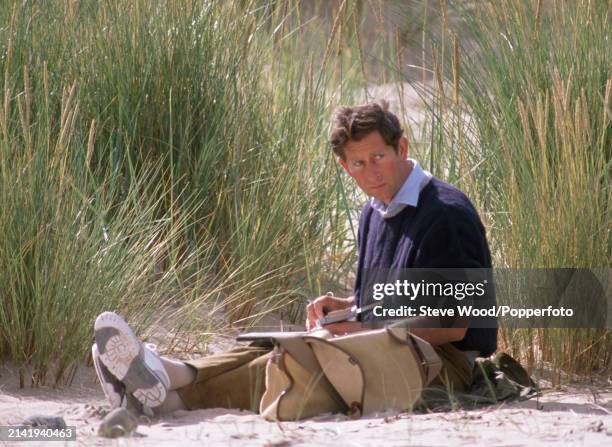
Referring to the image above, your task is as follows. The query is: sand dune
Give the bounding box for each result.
[1,362,610,446]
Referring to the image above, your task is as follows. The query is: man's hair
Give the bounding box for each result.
[330,100,403,159]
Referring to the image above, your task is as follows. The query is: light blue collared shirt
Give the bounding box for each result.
[370,159,432,219]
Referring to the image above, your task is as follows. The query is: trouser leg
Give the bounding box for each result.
[169,342,472,414]
[174,346,273,412]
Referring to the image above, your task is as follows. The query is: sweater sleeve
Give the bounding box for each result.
[412,207,489,269]
[411,206,497,355]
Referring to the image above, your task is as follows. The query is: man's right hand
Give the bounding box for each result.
[305,294,355,331]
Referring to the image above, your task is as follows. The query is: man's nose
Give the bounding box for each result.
[365,164,382,181]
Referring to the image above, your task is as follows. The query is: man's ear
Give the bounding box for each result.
[398,136,409,159]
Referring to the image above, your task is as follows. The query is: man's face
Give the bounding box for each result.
[338,131,410,205]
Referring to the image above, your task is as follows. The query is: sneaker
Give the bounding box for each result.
[94,312,170,408]
[92,343,125,409]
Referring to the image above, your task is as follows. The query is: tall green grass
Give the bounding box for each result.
[2,0,608,385]
[407,0,611,378]
[341,0,610,378]
[0,74,211,385]
[0,0,360,384]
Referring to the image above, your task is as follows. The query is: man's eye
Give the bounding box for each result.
[373,154,384,160]
[352,161,364,168]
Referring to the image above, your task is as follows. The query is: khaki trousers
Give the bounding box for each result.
[176,343,472,412]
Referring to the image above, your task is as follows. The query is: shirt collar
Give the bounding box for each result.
[370,159,432,219]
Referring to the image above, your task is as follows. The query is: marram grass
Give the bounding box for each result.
[414,0,611,378]
[1,0,608,385]
[0,0,359,384]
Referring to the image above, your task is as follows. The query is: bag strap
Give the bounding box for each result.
[409,335,442,384]
[274,337,322,375]
[386,327,442,384]
[272,336,349,412]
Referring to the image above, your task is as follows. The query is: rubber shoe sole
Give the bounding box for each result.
[94,312,169,408]
[92,343,124,409]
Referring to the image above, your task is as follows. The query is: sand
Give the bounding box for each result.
[1,361,611,447]
[2,308,610,446]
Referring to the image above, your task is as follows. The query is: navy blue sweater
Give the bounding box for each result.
[354,177,497,357]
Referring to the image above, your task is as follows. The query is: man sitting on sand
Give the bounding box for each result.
[92,100,497,414]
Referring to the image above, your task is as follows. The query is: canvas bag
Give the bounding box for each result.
[259,327,442,421]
